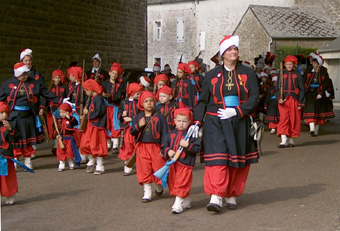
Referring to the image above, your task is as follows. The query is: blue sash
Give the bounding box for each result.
[14,106,42,131]
[224,95,239,107]
[0,155,8,176]
[14,105,31,111]
[62,136,81,167]
[271,95,277,100]
[310,83,319,88]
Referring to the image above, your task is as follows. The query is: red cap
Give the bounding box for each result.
[177,63,192,74]
[110,62,123,78]
[82,79,103,94]
[126,83,143,97]
[154,74,169,86]
[0,102,10,113]
[52,70,65,83]
[67,66,85,83]
[284,55,298,64]
[156,85,172,100]
[138,91,156,111]
[59,103,72,113]
[188,61,199,71]
[174,107,193,123]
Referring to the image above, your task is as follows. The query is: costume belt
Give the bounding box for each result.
[310,84,319,88]
[224,95,239,107]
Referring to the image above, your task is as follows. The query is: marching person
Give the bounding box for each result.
[155,85,176,131]
[86,53,109,83]
[153,73,170,95]
[302,52,334,136]
[102,62,125,153]
[188,60,203,104]
[130,91,168,203]
[80,79,108,175]
[264,74,280,134]
[192,35,260,212]
[0,63,62,169]
[276,55,305,147]
[0,102,20,205]
[174,63,196,110]
[161,108,201,214]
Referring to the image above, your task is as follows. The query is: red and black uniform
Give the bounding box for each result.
[257,80,270,114]
[174,77,196,110]
[0,124,20,197]
[303,66,334,125]
[29,68,47,110]
[130,111,168,185]
[118,99,139,161]
[264,85,279,129]
[80,94,108,157]
[47,84,68,139]
[155,99,177,131]
[193,64,259,197]
[0,77,61,157]
[86,69,109,84]
[190,72,203,105]
[53,116,78,162]
[102,78,125,138]
[276,69,305,137]
[161,129,201,198]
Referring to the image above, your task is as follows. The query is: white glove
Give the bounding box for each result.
[62,97,70,104]
[325,91,331,98]
[217,108,237,120]
[188,124,200,139]
[316,94,322,100]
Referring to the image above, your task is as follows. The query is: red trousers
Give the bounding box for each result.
[118,126,135,161]
[305,118,325,126]
[268,122,278,129]
[277,96,301,137]
[80,123,108,157]
[0,160,18,197]
[13,146,35,158]
[56,139,74,161]
[168,162,193,198]
[204,165,250,198]
[135,143,165,185]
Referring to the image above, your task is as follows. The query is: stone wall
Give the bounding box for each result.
[0,0,147,84]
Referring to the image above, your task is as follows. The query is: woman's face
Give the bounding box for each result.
[22,56,32,69]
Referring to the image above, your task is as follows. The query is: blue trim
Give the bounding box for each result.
[224,95,239,107]
[0,155,8,176]
[310,84,319,88]
[62,136,81,167]
[14,105,31,111]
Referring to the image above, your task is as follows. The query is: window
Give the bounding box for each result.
[154,21,162,41]
[199,31,206,51]
[177,18,184,42]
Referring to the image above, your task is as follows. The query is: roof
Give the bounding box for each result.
[318,37,340,53]
[147,0,194,5]
[246,5,339,39]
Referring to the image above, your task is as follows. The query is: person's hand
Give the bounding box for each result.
[56,135,61,140]
[83,108,88,115]
[139,117,146,127]
[39,109,44,116]
[168,150,175,158]
[188,124,199,138]
[122,111,128,117]
[180,139,189,148]
[325,91,331,98]
[3,120,12,131]
[123,117,132,122]
[316,94,322,100]
[62,97,70,104]
[217,108,237,120]
[298,106,302,110]
[65,112,70,119]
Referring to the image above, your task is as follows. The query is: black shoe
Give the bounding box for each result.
[310,131,316,137]
[277,144,287,148]
[112,148,119,154]
[155,189,164,196]
[51,148,56,155]
[206,203,222,213]
[226,203,237,210]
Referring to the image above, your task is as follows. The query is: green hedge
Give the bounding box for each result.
[274,45,317,68]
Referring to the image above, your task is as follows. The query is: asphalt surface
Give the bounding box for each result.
[1,107,340,231]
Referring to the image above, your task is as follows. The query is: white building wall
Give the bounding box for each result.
[147,0,295,71]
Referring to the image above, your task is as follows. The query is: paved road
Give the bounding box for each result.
[2,108,340,231]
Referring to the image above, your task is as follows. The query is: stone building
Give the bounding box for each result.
[147,0,340,71]
[0,0,147,83]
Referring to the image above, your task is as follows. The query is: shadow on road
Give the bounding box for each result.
[299,139,340,147]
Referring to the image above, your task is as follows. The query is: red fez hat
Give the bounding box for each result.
[82,79,103,94]
[59,103,72,113]
[177,63,192,74]
[284,55,298,65]
[154,74,169,86]
[156,85,172,100]
[188,61,200,70]
[0,102,10,113]
[110,62,123,78]
[126,83,143,97]
[52,70,65,83]
[174,107,193,123]
[138,91,156,111]
[67,66,85,83]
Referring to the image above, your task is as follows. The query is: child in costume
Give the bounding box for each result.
[0,102,19,205]
[264,74,280,134]
[79,79,108,175]
[155,85,176,131]
[118,83,143,176]
[161,108,201,214]
[130,91,168,202]
[54,103,80,172]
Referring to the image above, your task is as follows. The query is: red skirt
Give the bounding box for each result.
[277,96,301,137]
[118,126,135,161]
[106,106,121,138]
[56,138,74,161]
[46,113,55,140]
[80,122,108,157]
[168,162,193,198]
[135,143,165,185]
[0,160,18,197]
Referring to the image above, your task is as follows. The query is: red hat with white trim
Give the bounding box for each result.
[20,48,33,61]
[309,52,324,66]
[139,76,151,88]
[14,62,30,77]
[219,35,239,56]
[153,63,161,72]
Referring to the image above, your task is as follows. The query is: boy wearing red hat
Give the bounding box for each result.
[80,79,108,175]
[188,60,203,104]
[276,55,305,147]
[0,102,19,205]
[47,70,69,155]
[130,91,168,202]
[161,108,201,214]
[174,63,196,110]
[118,83,143,176]
[155,85,176,131]
[102,62,126,153]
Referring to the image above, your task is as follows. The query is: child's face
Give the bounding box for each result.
[177,69,186,79]
[174,114,190,131]
[68,74,77,83]
[189,65,197,74]
[158,92,172,104]
[157,81,166,90]
[53,75,61,85]
[143,97,155,112]
[59,109,68,119]
[132,91,141,100]
[0,111,8,122]
[85,89,93,97]
[261,77,267,82]
[109,70,119,81]
[285,62,294,71]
